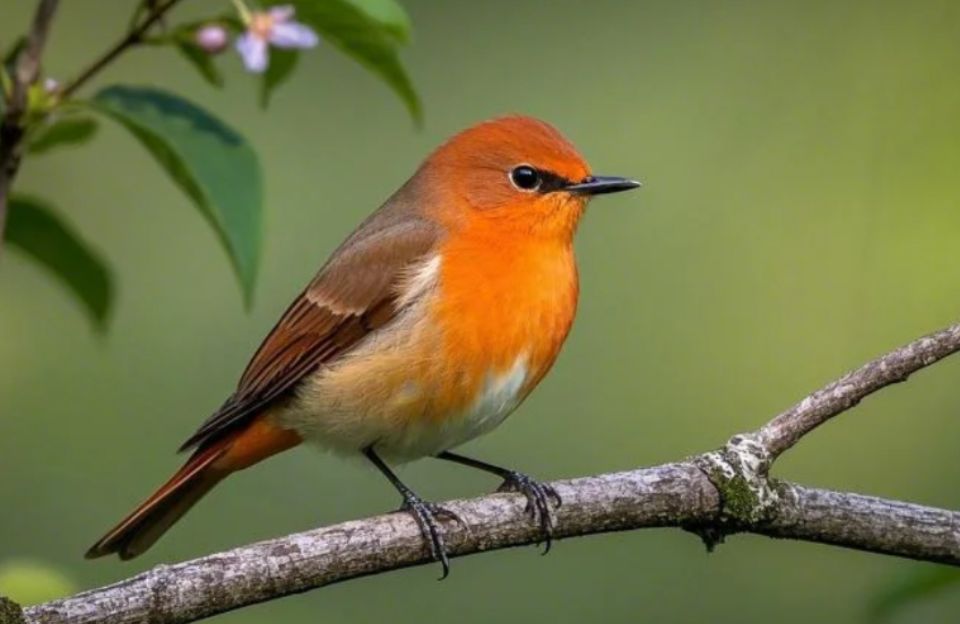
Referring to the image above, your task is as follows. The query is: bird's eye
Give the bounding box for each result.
[509,165,541,191]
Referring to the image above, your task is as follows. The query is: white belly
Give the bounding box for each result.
[377,353,530,460]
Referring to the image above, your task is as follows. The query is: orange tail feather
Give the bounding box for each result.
[86,417,301,560]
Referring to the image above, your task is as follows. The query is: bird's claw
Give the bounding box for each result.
[497,472,562,553]
[400,495,462,579]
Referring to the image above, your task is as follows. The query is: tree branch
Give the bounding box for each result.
[16,323,960,624]
[757,323,960,459]
[0,0,59,245]
[58,0,186,99]
[763,483,960,565]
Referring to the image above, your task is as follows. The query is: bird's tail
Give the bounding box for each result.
[85,417,301,560]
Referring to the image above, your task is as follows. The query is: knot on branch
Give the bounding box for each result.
[0,597,25,624]
[696,433,780,533]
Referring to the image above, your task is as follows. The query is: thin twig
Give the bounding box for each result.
[0,0,59,245]
[10,320,960,624]
[757,323,960,459]
[58,0,185,99]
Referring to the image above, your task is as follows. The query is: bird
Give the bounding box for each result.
[86,116,641,576]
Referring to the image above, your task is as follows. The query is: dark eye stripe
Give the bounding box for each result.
[537,170,574,193]
[508,165,578,194]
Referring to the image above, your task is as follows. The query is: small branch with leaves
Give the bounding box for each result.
[0,322,956,624]
[0,0,59,244]
[58,0,186,100]
[1,0,419,328]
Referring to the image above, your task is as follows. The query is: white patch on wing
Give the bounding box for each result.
[395,254,441,309]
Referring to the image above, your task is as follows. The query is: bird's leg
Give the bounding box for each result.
[435,451,561,553]
[363,447,461,579]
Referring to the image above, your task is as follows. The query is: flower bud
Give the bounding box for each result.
[195,24,229,54]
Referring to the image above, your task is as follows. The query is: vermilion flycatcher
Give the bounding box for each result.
[87,116,640,575]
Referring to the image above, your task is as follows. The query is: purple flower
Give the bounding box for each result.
[235,5,318,73]
[195,24,230,54]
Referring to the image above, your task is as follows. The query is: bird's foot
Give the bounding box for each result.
[399,494,462,579]
[497,472,562,553]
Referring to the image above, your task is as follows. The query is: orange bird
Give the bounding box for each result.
[86,116,640,575]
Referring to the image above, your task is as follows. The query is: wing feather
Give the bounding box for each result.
[179,216,440,451]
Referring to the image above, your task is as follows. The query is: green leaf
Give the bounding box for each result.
[341,0,412,43]
[27,117,99,154]
[260,49,299,109]
[88,85,263,303]
[174,40,225,88]
[5,195,113,329]
[869,567,960,621]
[285,0,422,124]
[0,560,77,606]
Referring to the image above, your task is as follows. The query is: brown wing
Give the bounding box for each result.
[179,215,441,452]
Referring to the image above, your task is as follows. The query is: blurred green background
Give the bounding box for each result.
[3,0,960,622]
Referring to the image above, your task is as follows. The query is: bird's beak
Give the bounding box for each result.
[565,175,642,196]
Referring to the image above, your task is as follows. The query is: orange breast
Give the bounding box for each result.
[428,219,579,417]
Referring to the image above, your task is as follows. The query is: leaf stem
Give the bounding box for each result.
[230,0,252,25]
[59,0,186,99]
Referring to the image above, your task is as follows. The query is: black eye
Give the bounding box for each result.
[510,165,541,191]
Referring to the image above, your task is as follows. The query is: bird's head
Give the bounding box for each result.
[418,116,640,242]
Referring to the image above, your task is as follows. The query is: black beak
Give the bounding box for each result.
[566,175,642,196]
